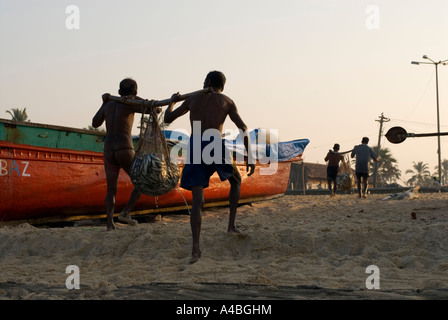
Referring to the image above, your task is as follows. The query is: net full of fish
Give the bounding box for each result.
[336,173,355,191]
[130,153,179,196]
[129,107,179,196]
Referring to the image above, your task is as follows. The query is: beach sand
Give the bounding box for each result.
[0,192,447,300]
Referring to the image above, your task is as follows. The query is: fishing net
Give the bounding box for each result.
[129,106,179,196]
[336,155,355,191]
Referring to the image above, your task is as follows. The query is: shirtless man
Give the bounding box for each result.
[164,71,255,263]
[324,143,344,197]
[92,78,156,230]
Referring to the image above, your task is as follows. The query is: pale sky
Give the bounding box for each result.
[1,0,447,184]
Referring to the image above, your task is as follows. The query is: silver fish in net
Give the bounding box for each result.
[130,153,179,196]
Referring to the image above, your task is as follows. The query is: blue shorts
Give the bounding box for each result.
[180,136,237,190]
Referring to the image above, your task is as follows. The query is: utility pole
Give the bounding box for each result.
[373,113,390,188]
[412,55,447,184]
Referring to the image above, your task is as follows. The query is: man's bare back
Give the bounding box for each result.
[165,91,247,134]
[93,100,138,151]
[189,92,246,133]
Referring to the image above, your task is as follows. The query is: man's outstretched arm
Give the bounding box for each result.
[164,92,189,124]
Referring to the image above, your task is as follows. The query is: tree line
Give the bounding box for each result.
[357,146,447,187]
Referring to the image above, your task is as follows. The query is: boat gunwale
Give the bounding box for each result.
[0,118,106,136]
[1,141,303,165]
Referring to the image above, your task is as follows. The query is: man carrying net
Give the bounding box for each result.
[164,71,255,263]
[92,78,159,230]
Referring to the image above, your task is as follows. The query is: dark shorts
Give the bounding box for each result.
[180,137,237,190]
[327,166,339,180]
[356,172,369,180]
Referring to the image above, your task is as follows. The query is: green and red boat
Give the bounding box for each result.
[0,118,309,225]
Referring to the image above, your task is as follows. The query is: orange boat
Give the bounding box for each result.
[0,118,309,225]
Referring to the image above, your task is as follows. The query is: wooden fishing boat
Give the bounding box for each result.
[0,118,309,225]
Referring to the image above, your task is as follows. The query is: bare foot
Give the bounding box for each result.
[190,247,201,264]
[189,253,201,264]
[118,214,138,226]
[227,226,247,237]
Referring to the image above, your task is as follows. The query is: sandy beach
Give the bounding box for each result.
[0,192,447,300]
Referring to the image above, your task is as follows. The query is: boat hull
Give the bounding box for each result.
[1,118,305,225]
[0,141,292,224]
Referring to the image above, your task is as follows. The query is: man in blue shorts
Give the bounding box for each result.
[164,71,255,263]
[351,137,379,198]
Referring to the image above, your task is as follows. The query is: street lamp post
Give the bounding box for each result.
[411,55,448,184]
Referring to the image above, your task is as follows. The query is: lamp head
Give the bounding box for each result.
[411,61,420,65]
[423,55,428,59]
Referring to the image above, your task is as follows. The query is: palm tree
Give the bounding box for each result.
[434,159,448,185]
[406,161,431,187]
[371,146,401,186]
[6,108,29,121]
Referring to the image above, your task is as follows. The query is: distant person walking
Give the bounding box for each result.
[351,137,379,198]
[324,143,344,197]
